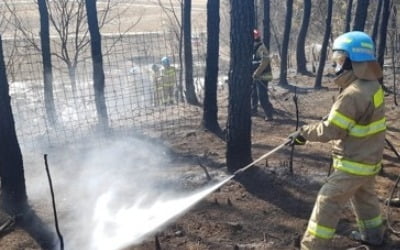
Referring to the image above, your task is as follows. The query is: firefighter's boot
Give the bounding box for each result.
[349,227,384,246]
[385,197,400,207]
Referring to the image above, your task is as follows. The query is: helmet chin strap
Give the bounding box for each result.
[335,57,352,76]
[335,67,345,76]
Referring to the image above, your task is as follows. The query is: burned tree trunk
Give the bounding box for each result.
[0,36,27,212]
[202,0,222,135]
[314,0,333,89]
[377,0,391,68]
[390,5,398,105]
[353,0,369,31]
[371,0,383,43]
[263,0,270,51]
[38,0,57,127]
[183,0,200,106]
[296,0,312,75]
[226,0,254,173]
[278,0,293,87]
[344,0,353,32]
[85,0,109,130]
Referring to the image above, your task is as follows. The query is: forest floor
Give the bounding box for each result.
[125,74,400,250]
[126,74,400,250]
[2,2,400,250]
[1,74,400,250]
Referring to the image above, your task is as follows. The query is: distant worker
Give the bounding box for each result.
[252,29,274,121]
[151,64,162,106]
[289,31,386,249]
[159,56,177,105]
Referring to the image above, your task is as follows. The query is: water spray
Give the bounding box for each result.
[91,138,292,250]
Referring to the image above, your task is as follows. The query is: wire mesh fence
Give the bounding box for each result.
[3,32,209,151]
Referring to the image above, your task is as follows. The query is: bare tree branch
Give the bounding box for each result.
[5,0,141,88]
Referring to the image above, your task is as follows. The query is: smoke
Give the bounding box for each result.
[23,135,222,250]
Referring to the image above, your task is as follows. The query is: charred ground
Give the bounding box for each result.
[127,75,400,250]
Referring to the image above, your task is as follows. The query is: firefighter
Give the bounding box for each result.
[289,31,386,249]
[159,56,177,105]
[151,64,162,106]
[252,29,274,121]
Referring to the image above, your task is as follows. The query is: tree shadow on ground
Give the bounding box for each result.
[383,153,400,166]
[168,150,225,170]
[17,206,59,250]
[387,126,400,133]
[379,168,400,183]
[234,167,321,220]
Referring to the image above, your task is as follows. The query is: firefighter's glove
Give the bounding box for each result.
[288,131,306,146]
[252,72,260,80]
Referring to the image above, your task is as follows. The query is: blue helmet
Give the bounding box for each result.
[161,56,170,66]
[332,31,376,62]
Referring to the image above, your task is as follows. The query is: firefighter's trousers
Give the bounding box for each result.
[301,170,383,250]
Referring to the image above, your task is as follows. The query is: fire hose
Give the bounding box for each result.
[154,138,293,249]
[254,79,300,174]
[231,138,292,177]
[201,138,293,204]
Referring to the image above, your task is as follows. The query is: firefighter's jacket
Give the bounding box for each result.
[160,66,177,88]
[252,41,271,77]
[301,70,386,176]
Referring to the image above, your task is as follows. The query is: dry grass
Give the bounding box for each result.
[1,0,207,37]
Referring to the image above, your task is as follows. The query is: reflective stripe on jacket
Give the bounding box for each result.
[357,215,383,230]
[301,71,386,176]
[161,67,177,87]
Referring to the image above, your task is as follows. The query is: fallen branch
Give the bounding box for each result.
[197,157,212,181]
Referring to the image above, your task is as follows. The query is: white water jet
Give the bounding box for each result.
[24,137,235,250]
[90,177,232,250]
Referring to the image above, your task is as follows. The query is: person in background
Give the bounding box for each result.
[151,64,162,106]
[252,29,274,121]
[289,31,386,250]
[160,56,177,105]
